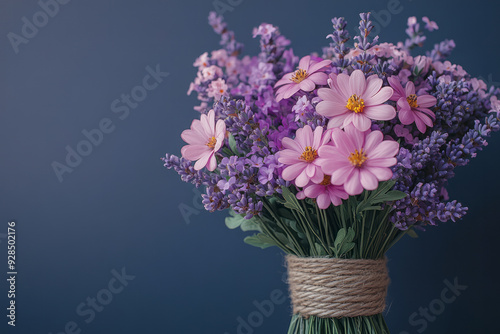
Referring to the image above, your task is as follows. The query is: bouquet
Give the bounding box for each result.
[163,12,499,333]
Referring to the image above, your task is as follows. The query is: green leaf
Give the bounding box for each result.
[225,210,245,229]
[406,228,418,238]
[372,190,407,203]
[240,219,261,232]
[228,133,240,155]
[315,243,327,256]
[279,187,305,215]
[334,228,347,248]
[243,233,276,249]
[339,242,355,256]
[345,227,355,242]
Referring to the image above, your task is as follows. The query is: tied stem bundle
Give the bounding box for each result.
[287,256,389,319]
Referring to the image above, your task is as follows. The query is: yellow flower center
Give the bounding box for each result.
[407,94,418,108]
[348,149,368,167]
[346,94,365,113]
[320,175,331,186]
[291,69,308,83]
[206,136,217,149]
[299,146,318,163]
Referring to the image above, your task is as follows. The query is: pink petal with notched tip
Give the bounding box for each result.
[352,113,372,132]
[274,72,294,88]
[327,114,348,129]
[299,78,315,92]
[405,81,416,96]
[364,86,393,106]
[282,83,301,100]
[365,158,397,168]
[181,144,211,161]
[363,131,383,153]
[282,136,304,152]
[363,75,383,99]
[298,56,311,71]
[308,59,331,74]
[344,168,363,195]
[387,76,405,101]
[336,73,352,99]
[417,95,437,108]
[349,70,366,96]
[363,104,396,121]
[295,169,310,187]
[317,87,346,105]
[278,150,302,165]
[316,101,349,118]
[330,165,355,185]
[307,72,328,85]
[194,151,213,171]
[398,107,415,125]
[282,163,306,181]
[369,140,399,159]
[359,169,378,190]
[365,166,393,180]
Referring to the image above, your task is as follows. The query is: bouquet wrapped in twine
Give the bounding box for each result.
[163,12,499,333]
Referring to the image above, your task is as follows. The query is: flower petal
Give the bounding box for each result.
[181,144,211,161]
[316,101,349,118]
[307,72,328,85]
[331,165,354,185]
[398,107,415,125]
[363,104,397,121]
[298,56,311,71]
[417,94,437,108]
[364,75,383,98]
[282,163,306,181]
[364,86,393,106]
[299,78,316,92]
[369,141,399,159]
[365,166,393,180]
[349,70,366,96]
[360,169,378,190]
[344,169,363,195]
[352,113,372,132]
[194,151,212,170]
[295,169,310,187]
[308,59,332,74]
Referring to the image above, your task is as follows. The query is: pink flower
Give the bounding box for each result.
[316,70,396,131]
[193,52,210,69]
[274,55,331,102]
[422,17,439,31]
[200,65,223,81]
[388,76,437,133]
[317,125,399,196]
[489,96,500,117]
[302,176,349,209]
[207,78,228,100]
[181,110,226,171]
[278,125,331,187]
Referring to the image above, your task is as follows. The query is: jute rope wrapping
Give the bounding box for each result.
[286,255,389,318]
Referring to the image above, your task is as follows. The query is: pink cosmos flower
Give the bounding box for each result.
[388,76,437,133]
[274,55,331,102]
[317,125,399,196]
[316,70,396,131]
[278,125,331,187]
[302,176,349,209]
[181,110,226,171]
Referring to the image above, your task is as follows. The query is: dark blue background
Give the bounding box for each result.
[1,1,499,333]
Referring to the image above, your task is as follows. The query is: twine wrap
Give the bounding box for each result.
[286,255,389,318]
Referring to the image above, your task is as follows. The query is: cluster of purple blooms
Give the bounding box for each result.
[163,12,500,230]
